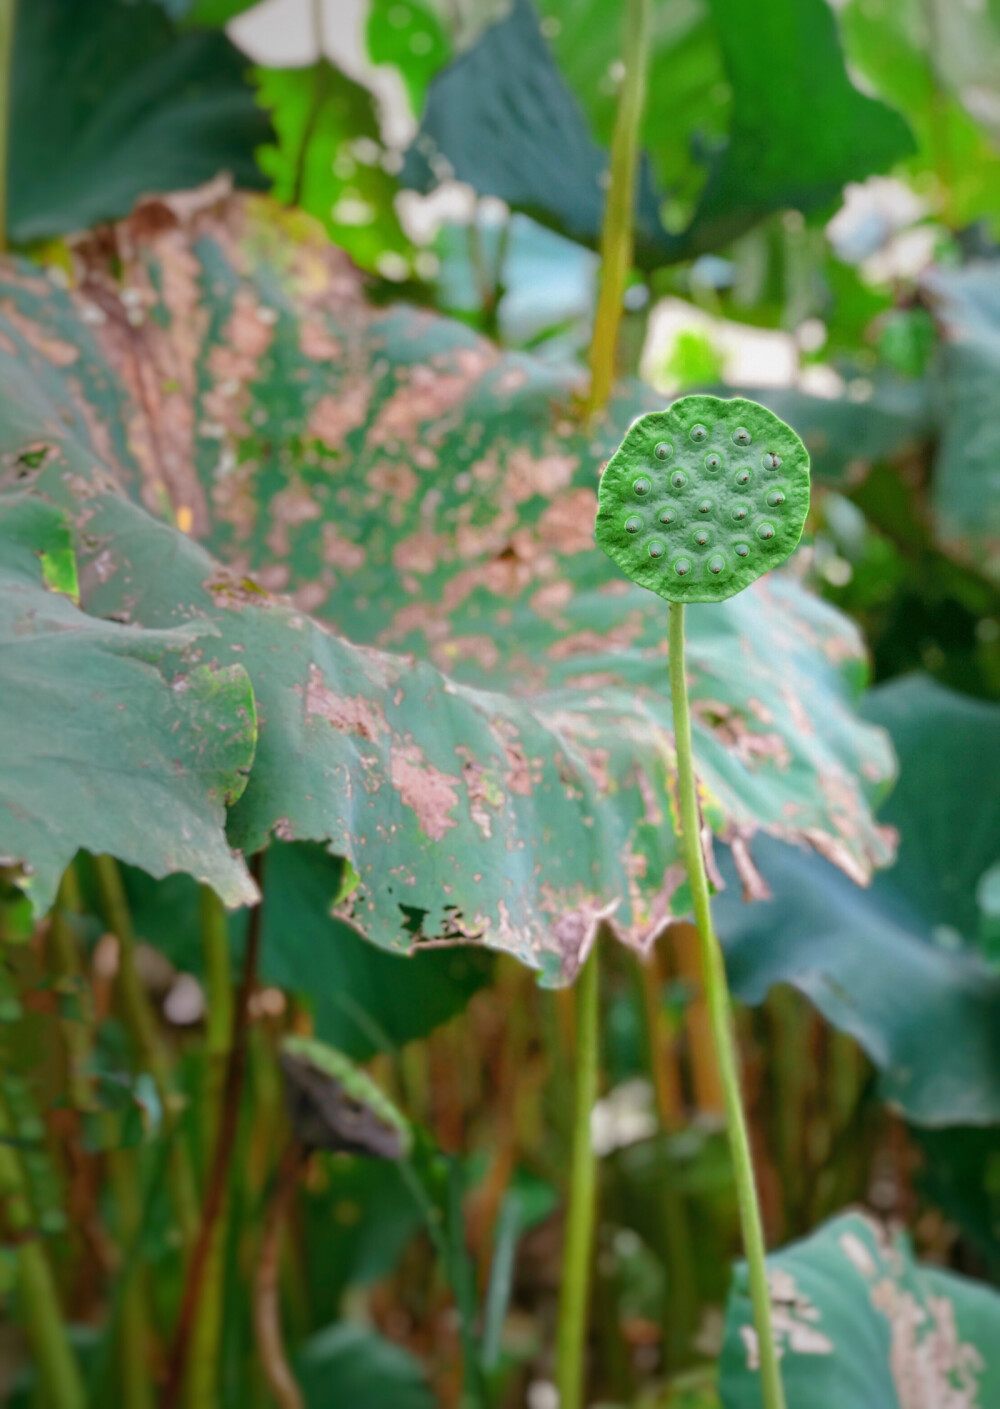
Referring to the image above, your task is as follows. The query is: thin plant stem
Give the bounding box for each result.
[667,603,785,1409]
[48,868,153,1409]
[159,853,266,1409]
[585,0,651,414]
[184,887,234,1409]
[93,854,199,1248]
[0,1086,85,1409]
[554,944,600,1409]
[0,0,15,252]
[254,1141,307,1409]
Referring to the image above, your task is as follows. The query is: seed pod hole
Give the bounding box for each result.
[654,441,671,460]
[708,554,725,575]
[735,542,750,558]
[659,507,674,525]
[705,453,722,470]
[674,557,691,576]
[762,452,782,470]
[693,529,709,546]
[698,499,712,514]
[766,489,786,507]
[757,522,775,540]
[732,426,752,446]
[735,468,751,486]
[625,516,642,534]
[690,424,708,443]
[731,504,749,521]
[633,476,652,496]
[671,470,687,488]
[648,539,665,559]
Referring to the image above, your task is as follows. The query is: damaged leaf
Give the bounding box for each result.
[720,1210,1000,1408]
[0,193,894,980]
[0,492,257,914]
[281,1034,411,1159]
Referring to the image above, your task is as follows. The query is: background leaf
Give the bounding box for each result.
[720,1210,1000,1408]
[9,0,270,243]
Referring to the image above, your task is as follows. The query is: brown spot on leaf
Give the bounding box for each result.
[304,662,387,741]
[390,744,460,840]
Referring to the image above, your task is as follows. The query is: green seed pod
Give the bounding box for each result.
[595,395,810,603]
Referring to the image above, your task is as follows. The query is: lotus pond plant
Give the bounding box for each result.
[594,393,813,1409]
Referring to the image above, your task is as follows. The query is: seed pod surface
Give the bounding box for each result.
[595,395,810,603]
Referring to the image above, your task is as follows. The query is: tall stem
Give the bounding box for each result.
[255,1142,307,1409]
[94,854,199,1248]
[585,0,651,414]
[184,887,234,1409]
[554,945,600,1409]
[0,0,15,252]
[667,603,785,1409]
[0,1086,85,1409]
[160,854,265,1409]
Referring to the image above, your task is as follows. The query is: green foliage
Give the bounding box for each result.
[0,492,257,915]
[664,0,915,260]
[295,1323,435,1409]
[366,0,451,117]
[8,0,269,243]
[254,63,411,276]
[595,395,810,603]
[716,675,1000,1124]
[720,1210,1000,1407]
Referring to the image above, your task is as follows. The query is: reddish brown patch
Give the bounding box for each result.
[321,523,366,572]
[304,662,387,741]
[0,301,80,366]
[390,744,460,840]
[537,488,598,554]
[308,379,371,450]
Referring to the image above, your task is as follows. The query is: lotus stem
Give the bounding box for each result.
[667,601,785,1409]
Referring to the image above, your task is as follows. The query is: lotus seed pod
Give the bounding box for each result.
[594,394,810,603]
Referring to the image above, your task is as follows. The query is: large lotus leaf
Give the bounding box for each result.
[660,0,915,260]
[0,492,257,915]
[919,262,1000,583]
[8,0,270,245]
[401,0,670,263]
[719,1210,1000,1409]
[715,676,1000,1125]
[0,195,893,982]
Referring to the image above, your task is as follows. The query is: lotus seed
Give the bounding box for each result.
[594,394,810,604]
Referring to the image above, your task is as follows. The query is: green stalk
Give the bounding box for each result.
[93,855,199,1249]
[585,0,651,414]
[554,944,600,1409]
[185,888,233,1409]
[0,1087,85,1409]
[48,869,154,1409]
[668,603,785,1409]
[0,0,15,252]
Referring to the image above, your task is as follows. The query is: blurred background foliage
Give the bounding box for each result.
[1,0,1000,1406]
